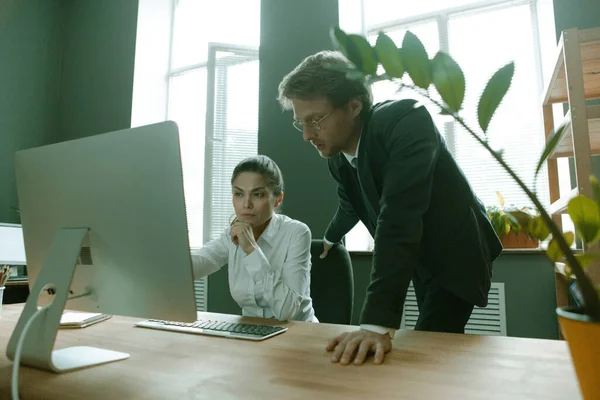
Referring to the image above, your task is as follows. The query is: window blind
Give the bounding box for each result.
[204,49,260,242]
[448,3,549,209]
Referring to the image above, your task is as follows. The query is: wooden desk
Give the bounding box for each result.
[0,304,581,400]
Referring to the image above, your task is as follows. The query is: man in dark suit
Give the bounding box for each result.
[277,50,503,366]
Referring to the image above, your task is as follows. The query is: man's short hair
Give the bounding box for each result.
[277,50,372,118]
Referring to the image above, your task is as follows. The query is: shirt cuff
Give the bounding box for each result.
[323,237,335,246]
[360,324,396,338]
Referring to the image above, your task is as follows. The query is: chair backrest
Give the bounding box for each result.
[309,240,354,324]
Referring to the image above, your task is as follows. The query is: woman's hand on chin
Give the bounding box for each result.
[230,221,258,254]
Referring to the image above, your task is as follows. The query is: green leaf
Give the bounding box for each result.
[527,216,551,241]
[535,124,567,177]
[477,62,515,132]
[347,34,378,75]
[401,31,431,89]
[331,27,350,56]
[505,209,532,228]
[496,191,504,208]
[431,51,465,112]
[375,32,404,78]
[561,263,573,279]
[567,194,600,243]
[330,27,377,75]
[574,253,600,268]
[546,232,575,262]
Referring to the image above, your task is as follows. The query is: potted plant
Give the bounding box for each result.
[487,192,539,249]
[329,28,600,398]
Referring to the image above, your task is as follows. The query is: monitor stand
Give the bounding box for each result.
[5,228,129,373]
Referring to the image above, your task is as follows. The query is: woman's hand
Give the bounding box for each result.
[230,221,258,255]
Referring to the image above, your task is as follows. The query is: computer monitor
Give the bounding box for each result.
[0,223,26,266]
[6,121,197,373]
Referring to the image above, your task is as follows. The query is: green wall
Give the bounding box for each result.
[58,0,139,141]
[0,0,63,223]
[257,0,340,239]
[0,0,139,222]
[553,0,600,33]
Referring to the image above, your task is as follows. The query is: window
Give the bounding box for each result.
[167,0,261,248]
[339,0,558,251]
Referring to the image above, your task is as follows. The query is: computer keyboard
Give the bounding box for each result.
[134,318,288,341]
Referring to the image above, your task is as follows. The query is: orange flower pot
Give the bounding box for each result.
[500,231,539,249]
[556,307,600,400]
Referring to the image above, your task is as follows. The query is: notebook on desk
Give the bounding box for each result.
[59,311,112,329]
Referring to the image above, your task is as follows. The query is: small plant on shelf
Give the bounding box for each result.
[486,192,539,248]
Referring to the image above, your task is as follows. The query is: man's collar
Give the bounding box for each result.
[342,134,361,166]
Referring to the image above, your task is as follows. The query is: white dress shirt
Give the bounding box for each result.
[191,213,318,322]
[325,136,396,338]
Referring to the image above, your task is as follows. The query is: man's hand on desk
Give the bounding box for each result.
[326,329,392,365]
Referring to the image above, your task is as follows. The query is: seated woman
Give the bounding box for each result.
[191,155,317,322]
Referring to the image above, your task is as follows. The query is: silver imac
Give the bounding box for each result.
[6,121,197,373]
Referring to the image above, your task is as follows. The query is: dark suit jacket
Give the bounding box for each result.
[324,99,503,329]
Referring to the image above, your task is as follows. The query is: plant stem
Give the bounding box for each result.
[409,86,600,320]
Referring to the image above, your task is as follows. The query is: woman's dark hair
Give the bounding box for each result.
[231,155,284,197]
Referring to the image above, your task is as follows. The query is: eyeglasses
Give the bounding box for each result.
[292,111,332,132]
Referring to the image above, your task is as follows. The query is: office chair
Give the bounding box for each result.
[309,240,354,324]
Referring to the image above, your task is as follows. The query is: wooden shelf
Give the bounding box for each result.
[4,279,28,287]
[544,28,600,327]
[549,187,578,215]
[550,105,600,158]
[542,27,600,105]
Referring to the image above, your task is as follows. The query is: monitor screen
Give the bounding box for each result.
[0,223,26,265]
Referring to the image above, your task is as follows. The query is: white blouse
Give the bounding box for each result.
[191,213,318,322]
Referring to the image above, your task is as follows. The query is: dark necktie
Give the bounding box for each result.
[351,157,378,225]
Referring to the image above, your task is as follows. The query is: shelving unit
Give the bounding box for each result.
[542,27,600,321]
